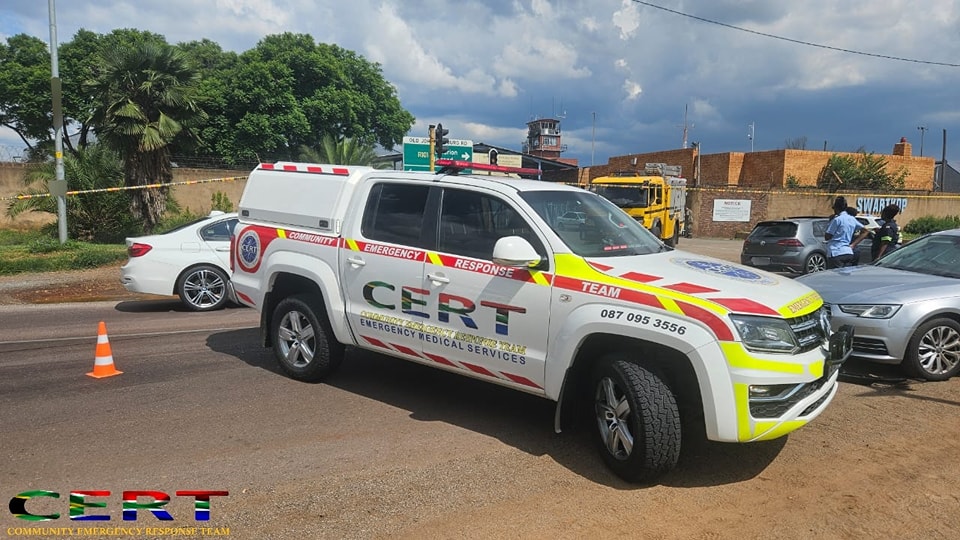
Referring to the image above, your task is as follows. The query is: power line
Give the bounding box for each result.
[631,1,960,68]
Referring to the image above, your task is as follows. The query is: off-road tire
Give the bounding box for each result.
[591,357,681,482]
[903,318,960,381]
[270,294,344,382]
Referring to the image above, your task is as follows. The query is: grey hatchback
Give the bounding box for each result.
[740,217,832,274]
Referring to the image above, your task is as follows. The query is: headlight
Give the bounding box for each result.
[730,315,799,353]
[837,304,901,319]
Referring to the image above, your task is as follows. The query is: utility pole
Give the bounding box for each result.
[591,111,596,166]
[938,128,947,192]
[917,125,928,156]
[48,0,68,243]
[747,122,755,152]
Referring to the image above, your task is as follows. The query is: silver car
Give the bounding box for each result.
[796,229,960,381]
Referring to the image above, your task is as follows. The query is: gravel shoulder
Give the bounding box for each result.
[0,264,158,304]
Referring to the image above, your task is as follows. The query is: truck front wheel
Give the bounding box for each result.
[592,357,681,482]
[271,294,344,382]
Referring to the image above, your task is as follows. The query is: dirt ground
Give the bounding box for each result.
[0,264,148,305]
[2,242,959,538]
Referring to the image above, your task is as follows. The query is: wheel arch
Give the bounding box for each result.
[555,333,704,435]
[262,272,332,348]
[900,309,960,355]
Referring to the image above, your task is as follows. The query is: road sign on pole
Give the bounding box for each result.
[403,136,472,172]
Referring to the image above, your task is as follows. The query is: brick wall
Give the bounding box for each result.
[574,145,936,191]
[686,186,960,239]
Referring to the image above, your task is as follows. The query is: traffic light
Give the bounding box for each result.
[435,123,449,158]
[488,148,499,165]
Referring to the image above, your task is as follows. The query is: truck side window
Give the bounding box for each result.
[361,183,430,247]
[438,188,545,261]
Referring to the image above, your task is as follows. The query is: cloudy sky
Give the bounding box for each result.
[2,0,959,169]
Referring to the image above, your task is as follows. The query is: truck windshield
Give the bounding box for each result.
[590,185,648,208]
[520,190,663,258]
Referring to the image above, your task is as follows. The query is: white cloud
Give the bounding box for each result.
[612,0,640,40]
[580,17,600,32]
[530,0,553,17]
[623,80,642,101]
[496,37,591,79]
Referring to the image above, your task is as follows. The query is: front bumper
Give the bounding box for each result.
[826,310,909,364]
[731,325,853,442]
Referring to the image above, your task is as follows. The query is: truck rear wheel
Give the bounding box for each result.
[664,222,680,247]
[271,294,344,382]
[592,357,681,482]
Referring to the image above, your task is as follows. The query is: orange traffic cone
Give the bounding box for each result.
[87,321,122,378]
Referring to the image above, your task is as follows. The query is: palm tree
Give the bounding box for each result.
[298,134,391,168]
[6,144,140,242]
[87,41,204,232]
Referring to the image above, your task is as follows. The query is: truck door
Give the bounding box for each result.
[421,187,551,395]
[341,182,430,357]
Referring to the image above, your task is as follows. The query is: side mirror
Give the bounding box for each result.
[492,236,541,267]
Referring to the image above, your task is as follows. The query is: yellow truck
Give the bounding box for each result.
[589,163,688,246]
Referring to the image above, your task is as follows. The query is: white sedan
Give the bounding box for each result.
[120,211,238,311]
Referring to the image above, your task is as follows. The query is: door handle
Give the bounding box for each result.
[427,273,450,284]
[346,256,366,267]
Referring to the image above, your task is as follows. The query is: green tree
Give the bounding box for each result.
[0,34,54,157]
[87,40,204,232]
[6,144,141,242]
[817,152,908,192]
[298,135,390,168]
[0,29,171,160]
[193,33,414,165]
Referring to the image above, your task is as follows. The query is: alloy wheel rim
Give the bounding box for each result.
[807,255,826,273]
[918,326,960,375]
[278,311,316,368]
[595,376,634,460]
[184,269,225,308]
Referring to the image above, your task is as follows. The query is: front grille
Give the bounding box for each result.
[787,310,827,353]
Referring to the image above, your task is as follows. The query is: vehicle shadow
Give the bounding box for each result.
[839,358,960,407]
[114,298,247,313]
[207,328,785,488]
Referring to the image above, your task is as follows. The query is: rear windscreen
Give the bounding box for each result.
[750,222,798,238]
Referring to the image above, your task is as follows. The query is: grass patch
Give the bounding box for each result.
[0,239,127,275]
[0,229,46,246]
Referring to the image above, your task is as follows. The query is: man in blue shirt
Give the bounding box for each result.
[824,202,861,268]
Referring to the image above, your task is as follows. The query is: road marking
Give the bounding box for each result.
[0,326,256,346]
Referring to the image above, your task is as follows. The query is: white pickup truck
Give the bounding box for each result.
[231,161,852,482]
